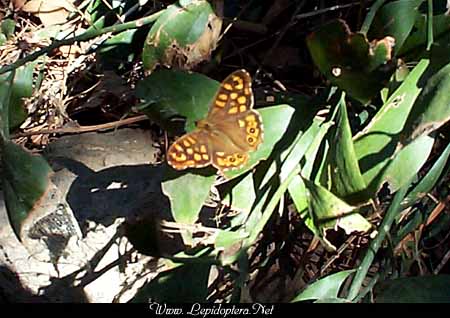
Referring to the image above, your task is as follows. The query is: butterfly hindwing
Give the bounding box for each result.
[166,130,212,170]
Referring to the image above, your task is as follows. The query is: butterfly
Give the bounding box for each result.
[167,69,264,173]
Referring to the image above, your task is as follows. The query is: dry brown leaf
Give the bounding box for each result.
[22,0,76,26]
[12,0,27,10]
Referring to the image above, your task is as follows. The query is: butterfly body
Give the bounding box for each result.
[167,70,263,173]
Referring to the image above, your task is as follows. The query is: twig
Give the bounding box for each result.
[293,2,361,21]
[433,249,450,274]
[259,0,306,70]
[12,115,149,138]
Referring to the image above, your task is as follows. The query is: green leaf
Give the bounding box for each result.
[402,141,450,207]
[287,117,325,219]
[136,69,219,133]
[381,134,434,192]
[403,62,450,143]
[399,13,450,57]
[0,70,14,138]
[1,140,54,237]
[130,262,211,303]
[1,19,16,39]
[303,178,372,251]
[162,165,215,225]
[288,116,334,235]
[242,108,324,238]
[324,93,367,203]
[221,172,256,217]
[288,175,308,218]
[368,0,423,53]
[354,59,429,194]
[214,229,249,250]
[306,19,396,104]
[292,270,355,302]
[0,63,35,131]
[374,275,450,303]
[142,0,222,71]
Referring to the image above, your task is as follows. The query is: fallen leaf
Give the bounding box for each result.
[22,0,76,26]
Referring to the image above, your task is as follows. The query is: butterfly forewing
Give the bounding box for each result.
[207,69,254,121]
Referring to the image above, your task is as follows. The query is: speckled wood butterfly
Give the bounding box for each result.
[167,69,263,173]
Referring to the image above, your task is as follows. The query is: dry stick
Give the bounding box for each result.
[12,115,148,138]
[223,3,361,63]
[292,2,361,21]
[0,10,165,75]
[217,0,255,42]
[259,0,307,71]
[320,235,357,275]
[433,249,450,275]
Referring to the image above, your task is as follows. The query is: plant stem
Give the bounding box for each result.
[346,180,412,301]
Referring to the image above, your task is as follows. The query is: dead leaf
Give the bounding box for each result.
[22,0,76,26]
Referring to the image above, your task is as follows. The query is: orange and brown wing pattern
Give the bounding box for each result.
[211,151,249,171]
[208,69,254,120]
[166,130,212,170]
[166,69,263,174]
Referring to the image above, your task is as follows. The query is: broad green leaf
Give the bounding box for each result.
[220,105,322,261]
[287,118,324,219]
[323,93,367,203]
[221,172,256,216]
[303,178,372,251]
[288,117,334,236]
[403,62,450,143]
[162,165,215,225]
[381,134,434,192]
[136,69,219,133]
[368,0,424,53]
[242,108,323,235]
[292,270,355,302]
[1,140,54,237]
[399,13,450,57]
[214,229,248,250]
[306,19,396,104]
[354,59,429,194]
[402,141,450,207]
[288,175,308,217]
[142,0,222,71]
[130,262,211,303]
[374,275,450,303]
